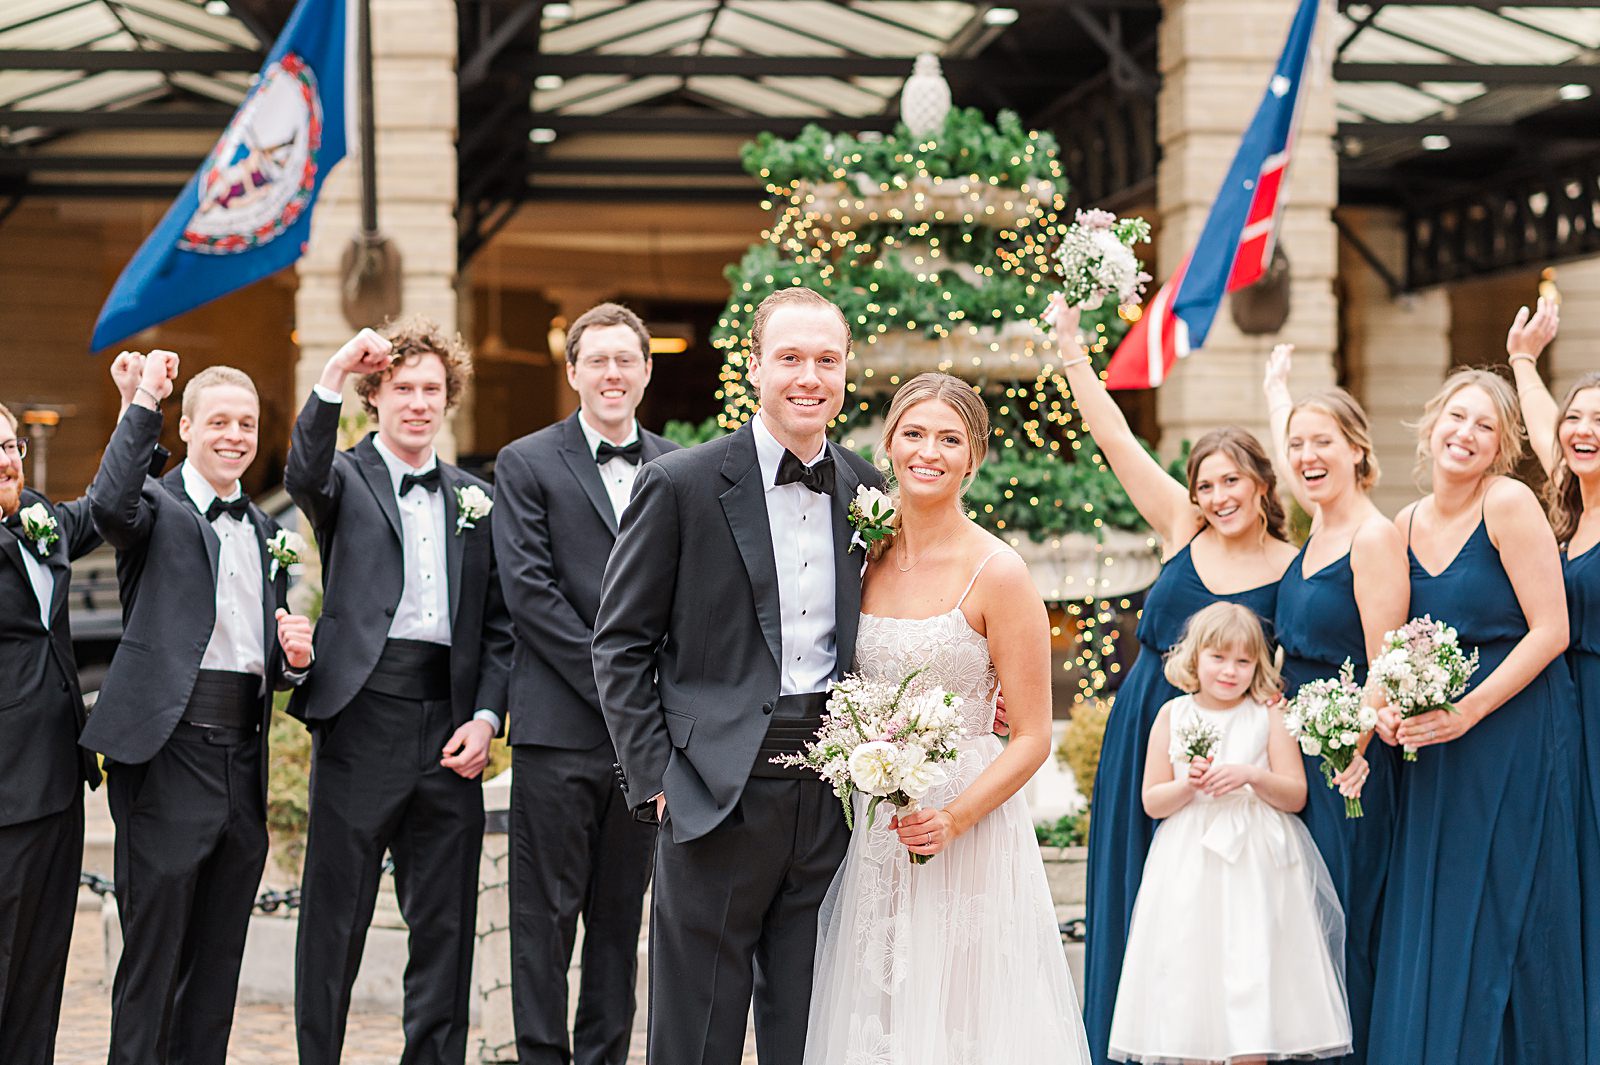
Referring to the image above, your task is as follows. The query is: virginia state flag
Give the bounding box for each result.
[91,0,350,351]
[1104,0,1318,389]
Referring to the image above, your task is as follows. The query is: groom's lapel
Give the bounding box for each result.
[829,443,863,677]
[719,425,782,673]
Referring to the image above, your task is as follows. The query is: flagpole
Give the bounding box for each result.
[340,0,401,328]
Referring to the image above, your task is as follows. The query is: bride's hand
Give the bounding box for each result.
[891,807,958,858]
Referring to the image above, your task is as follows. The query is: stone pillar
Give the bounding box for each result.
[294,0,461,459]
[1549,258,1600,406]
[1340,207,1451,516]
[1154,0,1340,455]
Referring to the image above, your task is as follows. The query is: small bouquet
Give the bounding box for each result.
[1054,209,1152,311]
[1369,616,1479,761]
[1283,661,1377,818]
[1171,713,1222,778]
[773,669,965,865]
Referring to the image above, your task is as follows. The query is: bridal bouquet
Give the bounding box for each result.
[1054,208,1152,311]
[1369,616,1479,762]
[1284,661,1377,818]
[773,669,965,865]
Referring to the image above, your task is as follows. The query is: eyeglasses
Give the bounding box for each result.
[577,354,645,372]
[0,439,25,460]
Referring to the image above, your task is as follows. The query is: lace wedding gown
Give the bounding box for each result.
[803,553,1092,1065]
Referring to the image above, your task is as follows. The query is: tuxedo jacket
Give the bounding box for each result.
[592,421,884,842]
[492,412,678,750]
[284,394,512,725]
[1,488,105,825]
[80,405,293,784]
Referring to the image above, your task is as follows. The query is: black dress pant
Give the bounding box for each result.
[647,776,849,1065]
[509,742,655,1065]
[0,800,83,1065]
[105,725,268,1065]
[295,689,485,1065]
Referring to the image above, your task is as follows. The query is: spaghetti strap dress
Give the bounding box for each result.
[1082,541,1279,1065]
[1275,539,1397,1065]
[1367,518,1584,1064]
[1563,543,1600,1063]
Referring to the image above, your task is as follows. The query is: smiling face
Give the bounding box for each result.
[566,321,651,435]
[1287,407,1363,506]
[1196,641,1256,708]
[179,384,259,494]
[0,410,22,516]
[1427,383,1502,481]
[887,397,976,507]
[748,303,848,450]
[1191,452,1267,539]
[373,352,449,464]
[1559,386,1600,483]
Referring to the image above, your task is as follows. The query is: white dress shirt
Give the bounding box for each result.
[752,412,837,695]
[182,461,266,678]
[576,410,641,524]
[12,524,54,629]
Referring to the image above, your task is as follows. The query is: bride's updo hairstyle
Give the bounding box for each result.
[1163,601,1282,703]
[870,373,990,558]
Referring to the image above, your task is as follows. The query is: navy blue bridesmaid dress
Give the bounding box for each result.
[1564,545,1600,1063]
[1082,541,1280,1065]
[1275,541,1397,1065]
[1367,518,1584,1064]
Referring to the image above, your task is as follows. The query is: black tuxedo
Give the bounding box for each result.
[83,404,295,1065]
[0,488,102,1065]
[285,393,514,1065]
[493,412,676,1065]
[592,421,883,1065]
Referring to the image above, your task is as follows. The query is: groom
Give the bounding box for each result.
[593,286,883,1064]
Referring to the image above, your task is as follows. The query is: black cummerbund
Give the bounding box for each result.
[180,669,260,730]
[364,638,451,701]
[749,691,829,780]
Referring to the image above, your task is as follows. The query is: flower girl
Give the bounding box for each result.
[1108,603,1351,1064]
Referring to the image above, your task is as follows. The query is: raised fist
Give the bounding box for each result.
[138,350,180,403]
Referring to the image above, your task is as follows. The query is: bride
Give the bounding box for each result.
[804,372,1091,1064]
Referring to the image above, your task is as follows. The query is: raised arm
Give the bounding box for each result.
[1263,343,1313,515]
[285,329,393,530]
[87,351,176,550]
[592,461,680,817]
[1506,297,1561,474]
[1044,295,1197,551]
[1396,478,1568,754]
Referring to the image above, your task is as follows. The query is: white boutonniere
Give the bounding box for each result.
[267,529,306,580]
[846,485,896,554]
[17,502,59,557]
[455,484,493,535]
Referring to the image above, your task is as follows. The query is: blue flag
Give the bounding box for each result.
[91,0,350,352]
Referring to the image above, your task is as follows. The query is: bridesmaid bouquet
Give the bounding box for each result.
[1369,616,1480,761]
[1054,209,1152,310]
[772,669,965,865]
[1172,715,1222,771]
[1283,661,1378,818]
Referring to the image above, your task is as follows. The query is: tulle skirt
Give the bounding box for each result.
[804,735,1091,1065]
[1108,791,1351,1064]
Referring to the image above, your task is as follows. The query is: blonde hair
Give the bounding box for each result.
[870,373,990,560]
[181,366,258,421]
[1163,602,1281,704]
[1287,388,1380,492]
[1185,427,1289,542]
[354,314,474,417]
[749,287,852,365]
[1412,369,1524,486]
[1545,372,1600,544]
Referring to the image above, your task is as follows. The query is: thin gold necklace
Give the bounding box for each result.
[896,525,960,572]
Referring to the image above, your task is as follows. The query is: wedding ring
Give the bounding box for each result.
[1428,728,1436,740]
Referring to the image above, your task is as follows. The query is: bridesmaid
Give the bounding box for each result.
[1369,368,1584,1064]
[1045,295,1298,1065]
[1505,295,1600,1063]
[1263,346,1406,1065]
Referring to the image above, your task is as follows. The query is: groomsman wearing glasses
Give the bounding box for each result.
[0,358,149,1065]
[286,318,513,1065]
[81,351,315,1065]
[493,303,676,1065]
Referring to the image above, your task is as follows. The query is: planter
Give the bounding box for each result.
[1039,844,1088,910]
[1007,529,1161,603]
[853,320,1064,385]
[794,177,1058,231]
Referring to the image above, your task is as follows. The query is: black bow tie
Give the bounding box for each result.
[204,495,250,523]
[399,467,442,497]
[1,512,20,535]
[775,449,835,496]
[595,440,643,466]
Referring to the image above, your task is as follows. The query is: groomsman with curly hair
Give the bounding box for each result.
[287,318,513,1065]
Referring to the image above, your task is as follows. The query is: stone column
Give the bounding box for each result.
[294,0,461,459]
[1340,207,1451,517]
[1549,258,1600,407]
[1154,0,1340,455]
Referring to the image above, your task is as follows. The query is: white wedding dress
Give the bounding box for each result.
[803,552,1092,1065]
